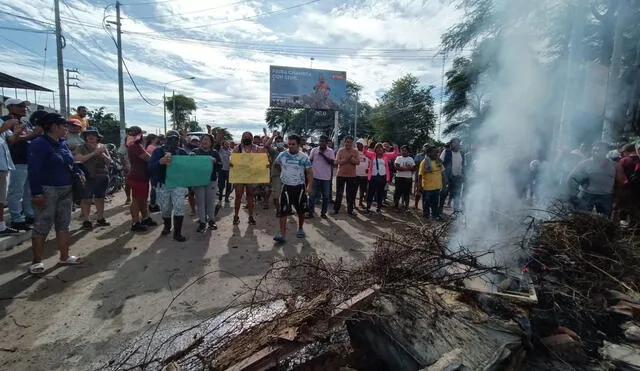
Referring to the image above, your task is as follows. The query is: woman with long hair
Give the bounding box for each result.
[230,131,264,225]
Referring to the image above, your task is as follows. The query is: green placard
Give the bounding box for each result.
[165,155,213,188]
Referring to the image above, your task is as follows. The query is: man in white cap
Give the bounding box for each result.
[3,99,42,231]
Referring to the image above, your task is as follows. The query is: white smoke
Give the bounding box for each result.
[449,0,572,268]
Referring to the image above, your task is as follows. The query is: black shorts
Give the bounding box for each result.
[278,184,308,217]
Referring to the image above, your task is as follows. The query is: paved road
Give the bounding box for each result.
[0,193,416,370]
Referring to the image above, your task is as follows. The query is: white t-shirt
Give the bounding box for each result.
[394,156,415,178]
[356,153,369,177]
[371,158,386,176]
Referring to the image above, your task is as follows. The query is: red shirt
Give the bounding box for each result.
[620,155,639,180]
[127,143,149,181]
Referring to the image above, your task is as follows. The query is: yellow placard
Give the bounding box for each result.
[229,153,270,184]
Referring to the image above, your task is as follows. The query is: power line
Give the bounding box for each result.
[0,26,53,33]
[125,0,252,20]
[131,0,319,34]
[119,0,175,6]
[65,38,116,83]
[62,0,111,55]
[0,10,55,27]
[0,34,43,57]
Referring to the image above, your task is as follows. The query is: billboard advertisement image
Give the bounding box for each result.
[270,66,347,110]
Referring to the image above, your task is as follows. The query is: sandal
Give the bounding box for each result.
[248,216,256,225]
[59,256,84,265]
[95,219,110,227]
[29,262,45,275]
[233,216,240,225]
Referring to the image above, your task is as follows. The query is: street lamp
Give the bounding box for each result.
[163,76,196,134]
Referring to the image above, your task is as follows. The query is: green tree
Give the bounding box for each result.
[185,120,203,132]
[338,81,374,139]
[165,94,197,130]
[87,107,120,145]
[264,107,333,137]
[370,74,436,147]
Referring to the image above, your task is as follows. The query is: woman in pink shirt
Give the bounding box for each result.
[363,142,398,214]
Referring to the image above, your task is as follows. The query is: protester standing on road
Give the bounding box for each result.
[355,139,369,208]
[28,113,84,274]
[393,145,415,209]
[231,131,264,226]
[214,134,232,204]
[413,144,428,210]
[363,142,399,214]
[568,142,618,217]
[334,136,360,215]
[440,138,465,212]
[145,134,161,213]
[192,134,222,233]
[126,126,157,232]
[267,133,286,211]
[0,110,19,236]
[308,135,335,218]
[273,134,313,243]
[419,146,446,220]
[74,127,112,230]
[3,99,39,231]
[150,130,190,241]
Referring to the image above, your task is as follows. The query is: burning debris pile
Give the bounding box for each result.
[526,210,640,369]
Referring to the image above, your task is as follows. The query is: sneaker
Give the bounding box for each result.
[197,222,207,233]
[95,219,110,227]
[321,213,328,219]
[0,227,20,236]
[131,222,147,232]
[296,230,306,238]
[149,204,160,213]
[376,208,382,214]
[11,222,32,231]
[248,216,256,225]
[174,235,187,242]
[208,220,218,230]
[142,218,158,227]
[81,221,93,230]
[273,234,285,244]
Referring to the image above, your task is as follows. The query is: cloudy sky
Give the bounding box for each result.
[0,0,462,139]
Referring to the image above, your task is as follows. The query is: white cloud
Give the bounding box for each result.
[1,0,462,141]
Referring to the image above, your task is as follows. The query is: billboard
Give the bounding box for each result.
[270,66,347,110]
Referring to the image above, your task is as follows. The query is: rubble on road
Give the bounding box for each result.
[106,210,640,371]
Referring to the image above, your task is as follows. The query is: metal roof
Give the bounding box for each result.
[0,72,53,92]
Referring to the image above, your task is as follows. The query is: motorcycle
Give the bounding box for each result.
[106,143,125,195]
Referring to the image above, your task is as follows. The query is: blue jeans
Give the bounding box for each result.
[308,179,331,215]
[579,192,613,218]
[422,189,441,218]
[8,164,34,222]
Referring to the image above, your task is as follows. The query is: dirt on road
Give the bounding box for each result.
[0,194,410,370]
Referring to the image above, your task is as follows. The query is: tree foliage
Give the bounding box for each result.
[207,126,233,141]
[87,107,120,145]
[370,74,436,147]
[165,94,197,130]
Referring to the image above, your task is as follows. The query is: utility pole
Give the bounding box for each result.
[354,90,358,138]
[115,1,125,141]
[65,68,80,115]
[54,0,66,116]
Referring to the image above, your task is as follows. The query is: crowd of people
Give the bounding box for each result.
[2,98,637,275]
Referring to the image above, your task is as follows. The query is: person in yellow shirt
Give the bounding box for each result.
[419,146,446,220]
[68,106,88,132]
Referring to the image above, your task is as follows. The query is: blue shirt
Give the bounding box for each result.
[28,135,75,196]
[275,150,311,186]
